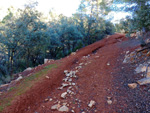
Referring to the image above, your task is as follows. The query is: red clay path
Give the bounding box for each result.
[1,33,150,113]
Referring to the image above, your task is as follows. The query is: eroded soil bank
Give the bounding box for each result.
[1,33,150,113]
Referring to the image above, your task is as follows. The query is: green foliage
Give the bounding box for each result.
[47,15,84,57]
[114,0,150,32]
[75,0,115,44]
[0,1,115,83]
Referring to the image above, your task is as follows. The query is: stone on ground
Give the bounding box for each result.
[58,105,69,112]
[15,75,23,81]
[61,92,67,98]
[137,77,150,85]
[107,99,112,105]
[51,104,58,110]
[128,83,137,89]
[24,67,32,71]
[88,100,96,107]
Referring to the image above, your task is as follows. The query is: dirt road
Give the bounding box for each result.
[1,33,150,113]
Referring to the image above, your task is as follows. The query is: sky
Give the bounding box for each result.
[0,0,81,20]
[0,0,130,23]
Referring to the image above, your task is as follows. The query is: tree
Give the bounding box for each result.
[47,14,83,58]
[0,1,115,84]
[0,4,48,81]
[114,0,150,32]
[74,0,114,45]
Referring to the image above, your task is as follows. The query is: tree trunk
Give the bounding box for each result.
[87,0,94,45]
[26,48,30,68]
[10,48,14,76]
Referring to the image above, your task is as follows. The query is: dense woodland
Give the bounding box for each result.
[0,0,149,84]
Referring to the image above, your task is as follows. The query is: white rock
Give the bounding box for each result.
[64,70,68,74]
[66,73,70,77]
[137,77,150,85]
[72,83,76,86]
[58,83,70,90]
[63,77,69,82]
[128,83,137,89]
[107,62,110,66]
[71,52,76,55]
[61,92,67,98]
[57,87,63,90]
[69,71,73,75]
[85,63,88,65]
[76,66,82,69]
[51,104,58,110]
[67,89,72,94]
[107,96,111,99]
[15,75,23,81]
[45,76,50,79]
[44,59,53,63]
[126,51,129,54]
[71,110,75,112]
[71,71,76,77]
[44,59,49,64]
[67,89,75,95]
[62,103,67,106]
[62,83,69,87]
[24,67,32,71]
[107,100,112,105]
[88,100,96,107]
[79,63,84,66]
[58,105,69,112]
[49,98,53,101]
[68,86,72,90]
[123,54,130,63]
[73,75,77,78]
[44,98,49,102]
[135,64,146,73]
[68,78,72,82]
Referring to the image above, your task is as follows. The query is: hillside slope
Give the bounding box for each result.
[1,33,150,113]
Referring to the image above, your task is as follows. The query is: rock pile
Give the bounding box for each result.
[123,48,150,64]
[123,49,150,87]
[50,54,97,112]
[123,51,137,63]
[51,69,79,112]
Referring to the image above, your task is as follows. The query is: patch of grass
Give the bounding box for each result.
[0,64,58,112]
[8,87,16,92]
[0,106,4,112]
[44,64,57,69]
[0,98,12,112]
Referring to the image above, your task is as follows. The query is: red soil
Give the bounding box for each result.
[1,33,150,113]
